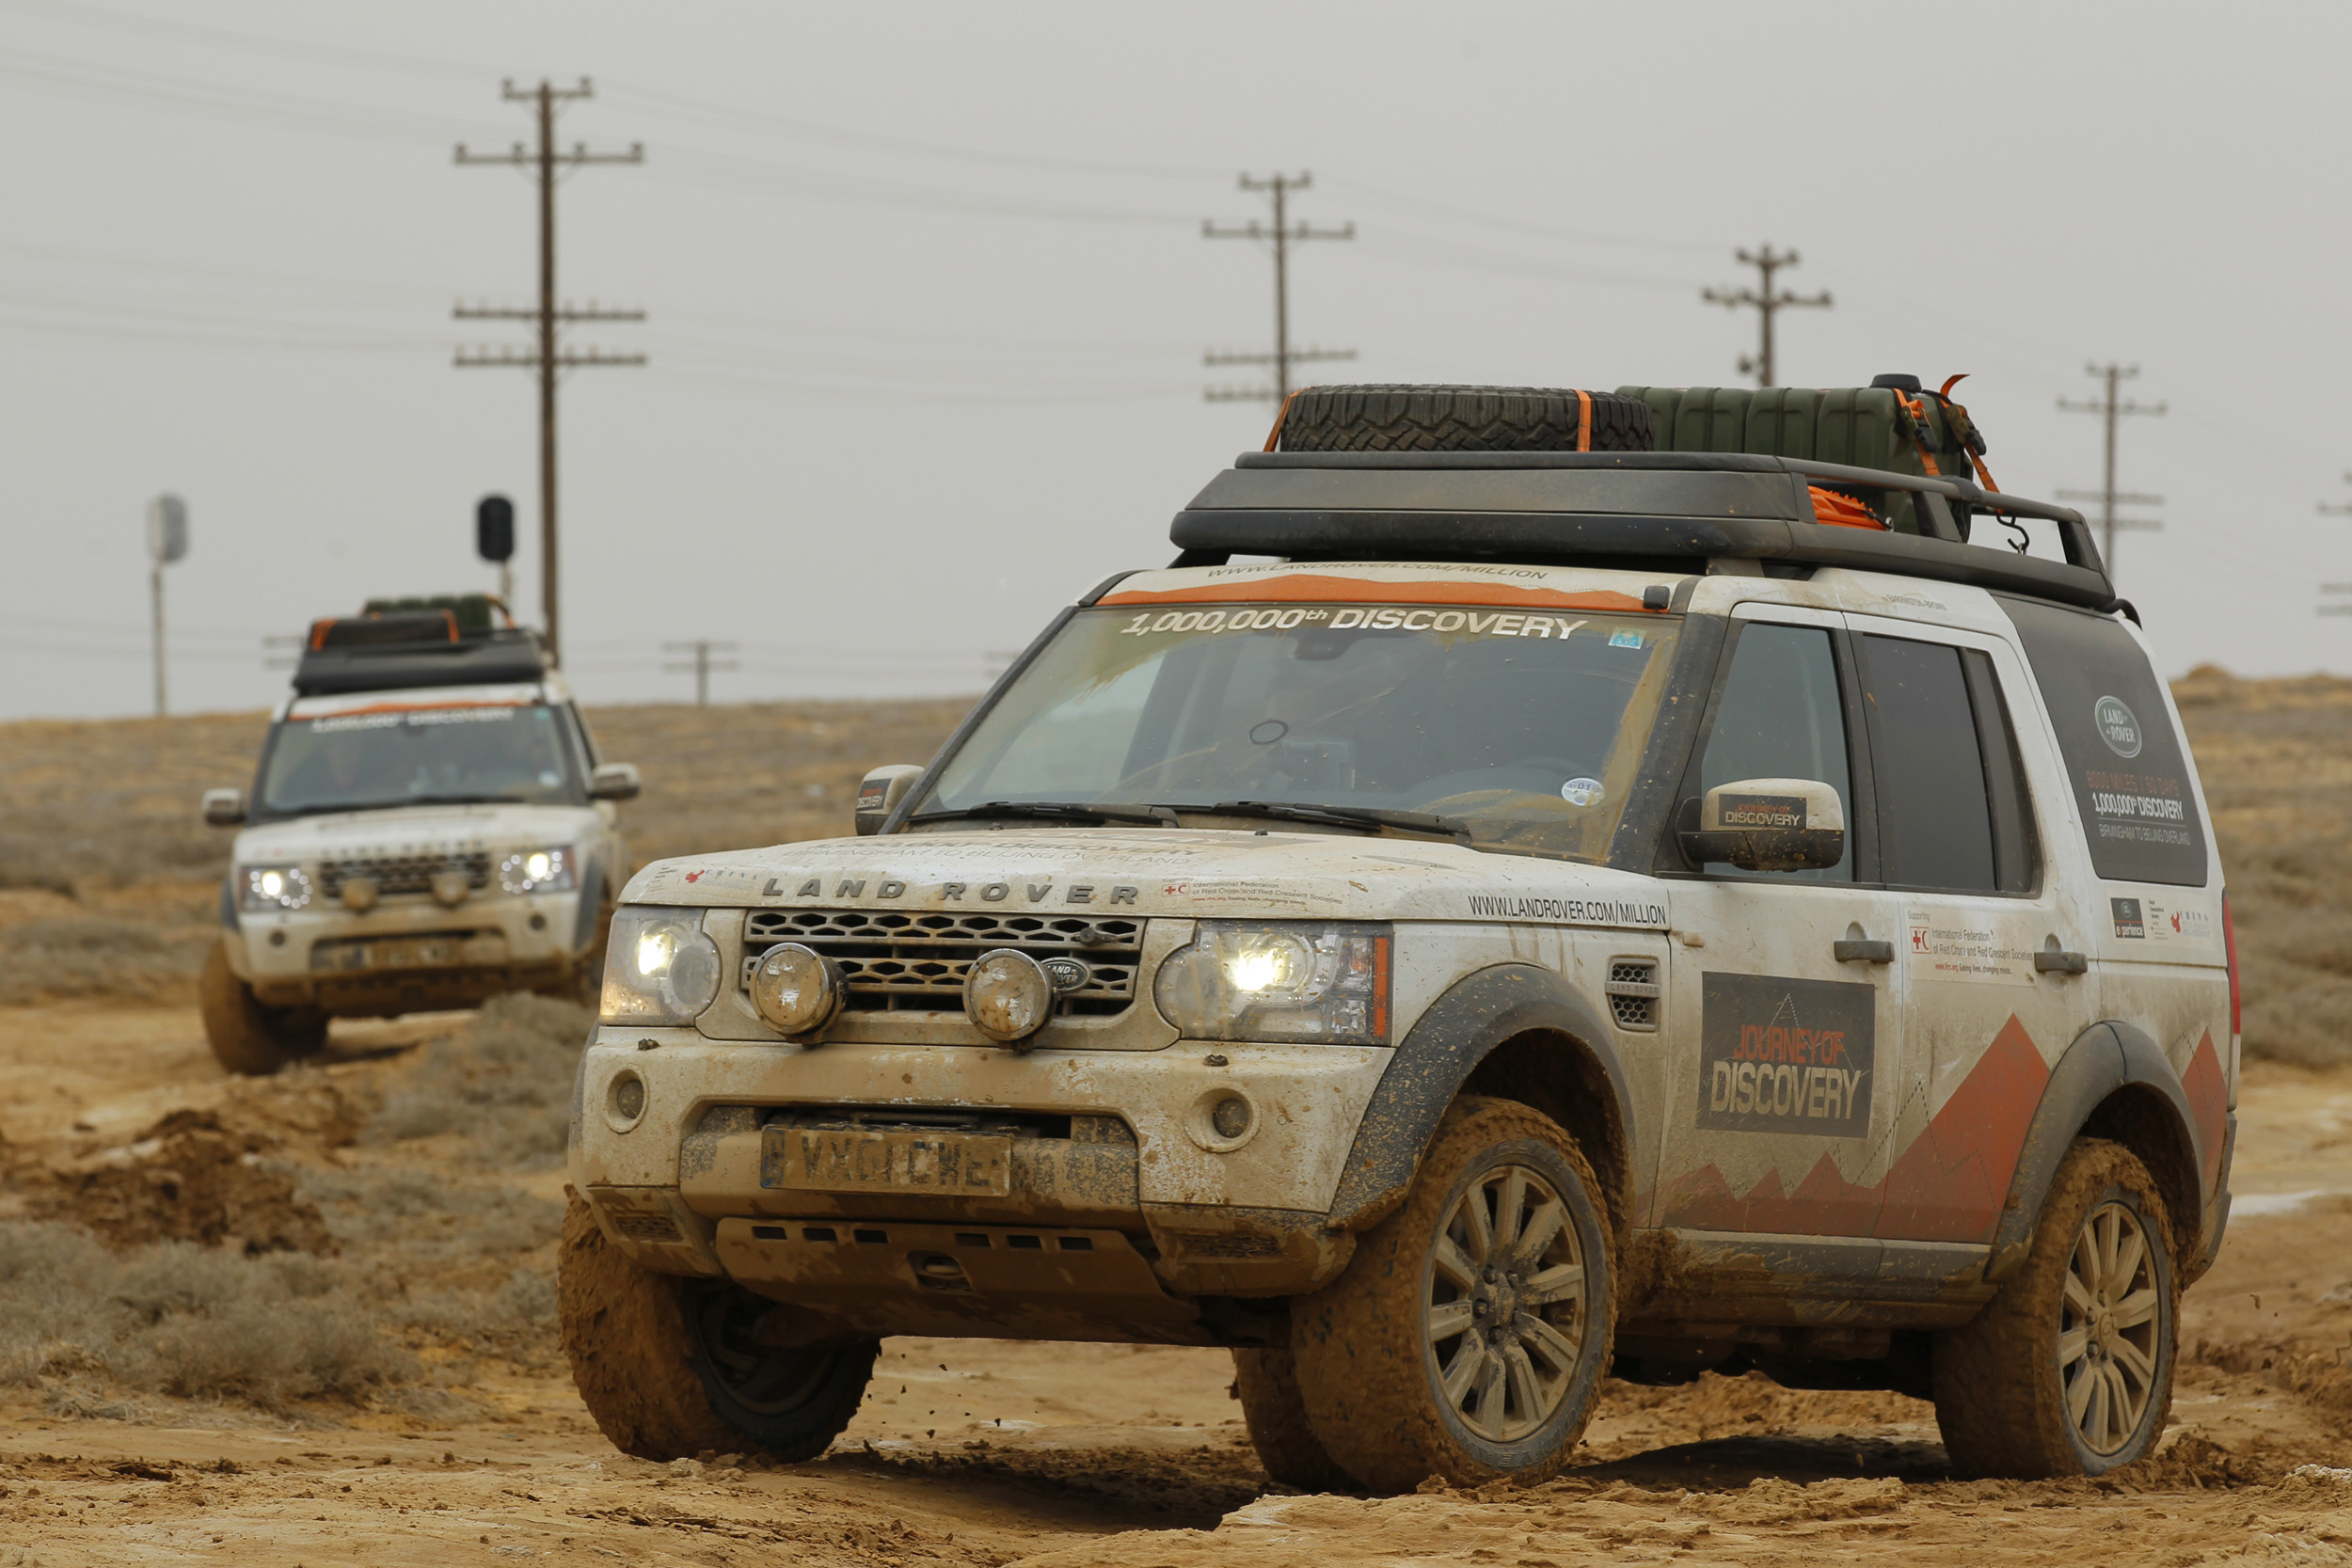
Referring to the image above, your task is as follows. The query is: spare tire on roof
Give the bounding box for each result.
[1275,384,1655,454]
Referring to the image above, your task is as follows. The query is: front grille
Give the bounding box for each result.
[318,849,492,899]
[740,909,1143,1017]
[1606,958,1661,1031]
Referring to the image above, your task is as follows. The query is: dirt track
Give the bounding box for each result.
[1,1000,2348,1565]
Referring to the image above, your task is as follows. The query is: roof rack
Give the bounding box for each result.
[1167,450,2117,612]
[292,598,547,696]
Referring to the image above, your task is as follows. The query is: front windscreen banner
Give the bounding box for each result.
[256,699,583,818]
[919,587,1682,862]
[1997,595,2208,886]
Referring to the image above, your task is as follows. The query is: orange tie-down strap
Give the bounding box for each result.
[1808,486,1888,531]
[1099,574,1661,612]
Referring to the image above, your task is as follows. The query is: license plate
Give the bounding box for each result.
[311,933,505,974]
[763,1126,1014,1198]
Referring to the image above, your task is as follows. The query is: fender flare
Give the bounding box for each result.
[1985,1020,2201,1281]
[1322,964,1632,1235]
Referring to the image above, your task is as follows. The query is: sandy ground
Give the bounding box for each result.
[0,1002,2347,1567]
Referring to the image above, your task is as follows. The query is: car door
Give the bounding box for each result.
[1846,616,2105,1247]
[1656,605,1906,1238]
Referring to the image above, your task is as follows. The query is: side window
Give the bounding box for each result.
[1998,595,2209,886]
[1697,623,1852,881]
[1857,635,2012,893]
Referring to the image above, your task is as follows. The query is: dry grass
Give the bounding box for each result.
[0,916,213,1006]
[367,992,594,1169]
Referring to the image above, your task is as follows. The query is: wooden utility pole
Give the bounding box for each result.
[663,641,739,707]
[454,79,644,666]
[1703,245,1830,388]
[1203,173,1356,404]
[2058,363,2166,578]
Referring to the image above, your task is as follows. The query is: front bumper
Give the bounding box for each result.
[230,887,590,1014]
[570,1025,1391,1324]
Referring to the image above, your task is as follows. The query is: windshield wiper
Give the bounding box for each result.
[912,800,1182,828]
[1204,800,1473,845]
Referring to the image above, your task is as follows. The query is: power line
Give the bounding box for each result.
[1202,172,1355,405]
[453,77,645,670]
[1702,244,1830,388]
[2057,363,2167,580]
[662,641,739,706]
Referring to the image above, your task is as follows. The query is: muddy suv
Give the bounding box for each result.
[562,384,2236,1490]
[200,596,638,1073]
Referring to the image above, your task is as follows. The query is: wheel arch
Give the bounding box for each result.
[1987,1021,2204,1285]
[1322,964,1634,1243]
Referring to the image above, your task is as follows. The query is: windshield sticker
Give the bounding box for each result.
[1098,573,1659,615]
[1114,606,1594,640]
[1464,893,1667,928]
[307,706,519,734]
[1609,629,1645,649]
[1696,974,1874,1137]
[1559,777,1605,807]
[1905,910,2036,986]
[2084,768,2195,849]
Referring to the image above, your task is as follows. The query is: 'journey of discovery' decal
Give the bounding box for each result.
[1696,974,1875,1137]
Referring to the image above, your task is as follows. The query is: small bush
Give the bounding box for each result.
[0,917,212,1005]
[369,993,591,1168]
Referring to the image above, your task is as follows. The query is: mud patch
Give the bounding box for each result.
[26,1109,335,1257]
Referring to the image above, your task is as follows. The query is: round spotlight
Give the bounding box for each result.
[749,942,846,1038]
[964,948,1054,1048]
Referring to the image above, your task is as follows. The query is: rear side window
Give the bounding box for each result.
[1853,636,2037,894]
[1998,595,2208,887]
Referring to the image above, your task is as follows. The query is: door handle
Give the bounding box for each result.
[1834,939,1895,964]
[2034,947,2089,975]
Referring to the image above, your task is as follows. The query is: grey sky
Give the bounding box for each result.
[4,0,2345,721]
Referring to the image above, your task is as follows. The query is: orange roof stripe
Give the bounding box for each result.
[1099,573,1658,613]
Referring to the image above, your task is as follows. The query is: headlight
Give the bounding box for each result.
[599,907,723,1025]
[1152,921,1391,1045]
[965,948,1054,1047]
[239,863,313,912]
[749,942,847,1037]
[499,845,577,895]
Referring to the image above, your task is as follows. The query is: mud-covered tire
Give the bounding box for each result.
[1277,385,1654,453]
[1232,1347,1356,1492]
[1291,1096,1616,1492]
[1931,1139,2179,1479]
[558,1196,875,1463]
[199,939,326,1076]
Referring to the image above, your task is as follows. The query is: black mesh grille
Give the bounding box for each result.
[318,850,492,899]
[740,909,1144,1017]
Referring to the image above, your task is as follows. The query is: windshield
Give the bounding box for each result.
[919,599,1682,860]
[255,701,585,817]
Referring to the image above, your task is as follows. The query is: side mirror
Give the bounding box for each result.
[588,763,642,802]
[1679,778,1844,872]
[855,765,925,836]
[201,787,246,828]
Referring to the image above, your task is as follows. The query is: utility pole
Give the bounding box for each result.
[663,640,739,707]
[454,78,645,667]
[1703,245,1830,388]
[2316,476,2352,621]
[1203,173,1356,404]
[2058,363,2166,578]
[145,495,188,718]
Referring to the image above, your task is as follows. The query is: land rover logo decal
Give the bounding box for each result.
[2094,695,2143,758]
[1039,957,1092,993]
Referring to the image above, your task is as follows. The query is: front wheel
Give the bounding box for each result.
[1289,1096,1616,1492]
[1931,1138,2179,1478]
[199,939,326,1076]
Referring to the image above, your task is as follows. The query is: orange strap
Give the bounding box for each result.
[1808,486,1888,531]
[1937,373,2003,493]
[1574,388,1593,452]
[1262,388,1307,452]
[1891,388,1944,478]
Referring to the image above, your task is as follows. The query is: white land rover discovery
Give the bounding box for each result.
[200,597,638,1074]
[562,384,2236,1492]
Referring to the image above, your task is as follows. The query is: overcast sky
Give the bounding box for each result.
[5,0,2347,721]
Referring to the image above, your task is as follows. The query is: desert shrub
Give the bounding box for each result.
[0,917,213,1004]
[0,1221,411,1406]
[368,993,592,1167]
[299,1165,562,1261]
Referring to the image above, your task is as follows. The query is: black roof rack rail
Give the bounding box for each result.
[292,625,548,696]
[1170,451,2116,612]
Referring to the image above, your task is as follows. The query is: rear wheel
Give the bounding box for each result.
[1290,1096,1616,1492]
[1931,1138,2179,1478]
[558,1196,876,1462]
[1232,1347,1355,1491]
[199,939,326,1076]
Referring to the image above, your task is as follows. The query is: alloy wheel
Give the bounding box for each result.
[1424,1162,1590,1444]
[2058,1199,2163,1455]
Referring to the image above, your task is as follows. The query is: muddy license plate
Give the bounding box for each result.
[310,933,504,974]
[763,1127,1014,1198]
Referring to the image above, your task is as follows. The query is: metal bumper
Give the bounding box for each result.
[231,889,588,1013]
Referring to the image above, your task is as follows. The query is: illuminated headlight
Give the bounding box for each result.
[498,845,576,895]
[239,863,313,912]
[599,907,723,1026]
[1152,921,1391,1045]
